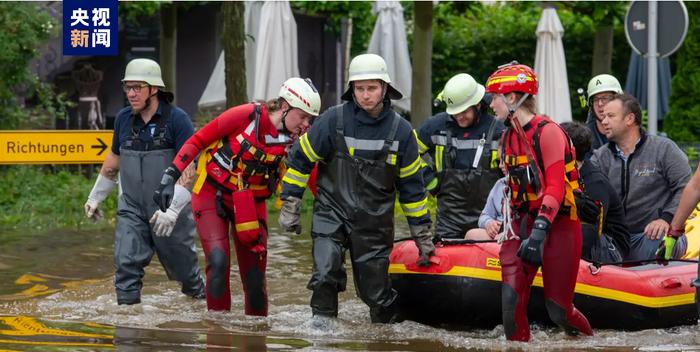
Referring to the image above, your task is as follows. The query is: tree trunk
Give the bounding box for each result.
[160,4,177,99]
[411,2,433,127]
[592,25,613,75]
[223,2,247,108]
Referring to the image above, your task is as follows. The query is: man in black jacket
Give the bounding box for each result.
[562,122,630,262]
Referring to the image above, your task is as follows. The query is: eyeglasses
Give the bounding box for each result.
[592,94,615,105]
[122,83,149,93]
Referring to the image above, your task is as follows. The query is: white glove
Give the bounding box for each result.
[149,184,190,237]
[84,174,117,220]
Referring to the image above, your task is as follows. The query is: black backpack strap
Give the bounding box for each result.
[380,113,401,159]
[334,104,349,154]
[532,120,549,184]
[151,102,172,149]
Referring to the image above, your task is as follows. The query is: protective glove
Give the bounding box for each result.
[84,174,117,221]
[149,184,191,237]
[278,196,302,234]
[656,227,684,261]
[410,223,436,267]
[517,216,549,267]
[153,165,181,212]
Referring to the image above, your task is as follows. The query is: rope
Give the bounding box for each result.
[495,182,519,244]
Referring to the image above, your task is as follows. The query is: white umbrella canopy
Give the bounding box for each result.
[367,1,412,112]
[534,7,572,123]
[198,1,299,109]
[251,1,299,101]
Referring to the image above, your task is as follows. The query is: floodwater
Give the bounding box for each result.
[1,218,700,351]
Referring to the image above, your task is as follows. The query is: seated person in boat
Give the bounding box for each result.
[465,147,506,240]
[562,121,630,262]
[416,73,504,239]
[591,93,689,261]
[465,177,506,240]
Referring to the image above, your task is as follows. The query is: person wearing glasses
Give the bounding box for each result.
[153,77,321,315]
[585,74,623,152]
[84,58,205,305]
[277,54,436,325]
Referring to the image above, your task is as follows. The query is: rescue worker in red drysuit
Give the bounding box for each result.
[485,62,593,341]
[153,78,321,314]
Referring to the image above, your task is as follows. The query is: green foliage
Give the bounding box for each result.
[0,3,70,130]
[119,2,167,24]
[290,1,375,56]
[664,2,700,141]
[0,166,117,231]
[431,2,630,120]
[120,2,209,25]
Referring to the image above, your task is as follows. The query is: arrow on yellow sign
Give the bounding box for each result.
[0,130,113,164]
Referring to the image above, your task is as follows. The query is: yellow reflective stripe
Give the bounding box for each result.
[486,75,536,86]
[414,130,430,154]
[401,197,428,217]
[386,153,397,165]
[569,180,580,190]
[282,168,308,188]
[299,134,321,162]
[565,160,576,173]
[286,168,309,182]
[435,145,444,172]
[426,177,438,191]
[349,147,355,156]
[193,142,218,194]
[490,150,499,169]
[387,264,696,308]
[505,155,529,166]
[399,155,421,178]
[235,220,259,233]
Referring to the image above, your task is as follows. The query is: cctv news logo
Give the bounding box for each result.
[63,0,118,56]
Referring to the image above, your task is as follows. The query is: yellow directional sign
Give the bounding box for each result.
[0,130,113,164]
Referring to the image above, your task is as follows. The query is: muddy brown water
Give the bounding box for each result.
[1,216,699,351]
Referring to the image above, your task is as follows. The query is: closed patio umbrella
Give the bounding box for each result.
[367,1,412,112]
[534,7,572,123]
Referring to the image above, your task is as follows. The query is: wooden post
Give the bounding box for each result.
[411,2,433,127]
[223,2,247,108]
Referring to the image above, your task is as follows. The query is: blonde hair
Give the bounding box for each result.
[513,92,537,115]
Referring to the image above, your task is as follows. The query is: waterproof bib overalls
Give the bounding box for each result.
[309,107,401,323]
[115,104,204,305]
[434,120,501,237]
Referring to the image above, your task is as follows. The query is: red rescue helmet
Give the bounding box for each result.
[485,62,538,96]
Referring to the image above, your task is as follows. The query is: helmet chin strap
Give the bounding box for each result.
[280,108,293,134]
[138,85,158,114]
[502,93,530,120]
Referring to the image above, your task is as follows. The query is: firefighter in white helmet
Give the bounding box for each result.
[84,58,205,305]
[153,77,320,315]
[279,53,436,325]
[415,73,504,240]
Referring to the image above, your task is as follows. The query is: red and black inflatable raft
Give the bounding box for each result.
[389,240,699,330]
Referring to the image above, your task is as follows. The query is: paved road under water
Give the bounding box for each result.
[1,218,700,351]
